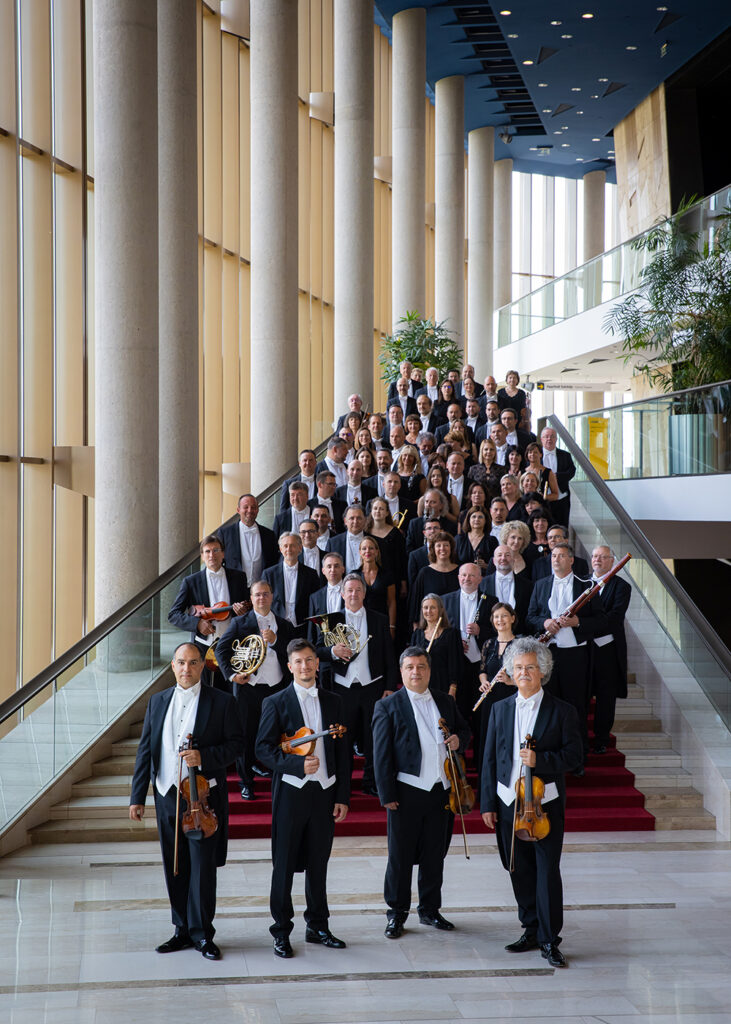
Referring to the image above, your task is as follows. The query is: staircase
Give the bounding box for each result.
[29,676,715,844]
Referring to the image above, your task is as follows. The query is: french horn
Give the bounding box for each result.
[318,615,370,657]
[230,634,267,674]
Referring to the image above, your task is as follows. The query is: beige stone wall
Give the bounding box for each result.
[614,84,671,241]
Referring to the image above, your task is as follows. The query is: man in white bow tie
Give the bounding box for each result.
[480,637,582,969]
[256,638,350,959]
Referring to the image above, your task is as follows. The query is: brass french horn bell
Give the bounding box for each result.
[230,634,267,674]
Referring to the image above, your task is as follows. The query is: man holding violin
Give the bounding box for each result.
[372,647,470,939]
[480,637,582,968]
[255,638,350,959]
[129,642,244,961]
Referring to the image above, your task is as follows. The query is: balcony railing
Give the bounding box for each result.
[567,381,731,481]
[496,185,731,349]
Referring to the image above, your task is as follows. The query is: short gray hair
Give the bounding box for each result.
[502,637,553,682]
[278,531,302,547]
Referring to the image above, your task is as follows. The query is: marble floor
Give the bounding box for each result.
[1,830,730,1023]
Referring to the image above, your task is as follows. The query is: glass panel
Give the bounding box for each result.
[496,185,731,348]
[558,438,731,731]
[568,382,731,480]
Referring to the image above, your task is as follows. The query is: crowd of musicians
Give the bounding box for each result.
[130,363,632,969]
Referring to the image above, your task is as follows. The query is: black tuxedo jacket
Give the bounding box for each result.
[334,482,377,507]
[475,421,502,447]
[479,573,534,634]
[435,422,474,447]
[387,378,417,401]
[168,567,250,638]
[387,396,418,419]
[262,562,321,629]
[308,495,347,534]
[279,473,316,510]
[480,690,582,814]
[441,589,494,652]
[532,555,590,582]
[526,575,609,643]
[272,507,311,539]
[298,547,324,578]
[130,684,244,865]
[308,585,344,620]
[416,413,443,435]
[217,608,294,684]
[363,473,383,496]
[218,521,279,576]
[596,575,632,697]
[478,391,499,413]
[255,684,351,811]
[372,687,470,806]
[407,545,430,589]
[314,459,348,485]
[314,608,397,693]
[405,514,456,556]
[547,449,576,494]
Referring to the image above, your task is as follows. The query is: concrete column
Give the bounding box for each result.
[435,75,465,344]
[333,0,374,415]
[250,0,299,492]
[493,158,513,310]
[158,0,199,572]
[582,391,606,412]
[583,169,606,261]
[467,126,494,376]
[94,0,159,625]
[392,7,426,327]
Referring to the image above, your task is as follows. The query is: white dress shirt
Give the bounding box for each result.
[282,562,299,625]
[494,569,515,609]
[495,444,508,466]
[300,474,316,500]
[398,396,409,417]
[301,546,320,572]
[497,688,558,806]
[325,457,347,488]
[326,584,343,614]
[282,684,336,790]
[459,590,482,663]
[156,682,203,796]
[386,495,400,521]
[542,449,568,499]
[505,429,518,446]
[247,613,283,687]
[548,573,583,648]
[316,532,331,552]
[239,522,263,585]
[205,567,232,641]
[426,384,438,402]
[490,522,504,541]
[345,531,364,572]
[420,413,431,433]
[397,689,449,791]
[341,607,371,688]
[290,506,309,532]
[592,576,614,646]
[448,474,464,507]
[346,484,363,505]
[466,415,479,432]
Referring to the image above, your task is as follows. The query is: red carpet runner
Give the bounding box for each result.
[228,728,655,839]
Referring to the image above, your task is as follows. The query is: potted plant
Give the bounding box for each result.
[379,311,463,384]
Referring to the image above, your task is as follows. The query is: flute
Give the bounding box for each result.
[472,668,504,712]
[426,616,442,653]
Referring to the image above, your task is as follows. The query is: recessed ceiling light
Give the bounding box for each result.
[538,82,548,87]
[657,5,668,10]
[591,94,599,99]
[500,9,511,14]
[592,137,600,142]
[561,125,569,130]
[626,45,637,50]
[598,78,608,82]
[507,33,518,38]
[608,149,615,154]
[571,87,581,92]
[576,157,584,161]
[576,110,584,114]
[542,108,551,112]
[550,20,562,26]
[522,59,534,65]
[553,130,562,135]
[561,143,570,148]
[581,12,594,18]
[561,34,573,39]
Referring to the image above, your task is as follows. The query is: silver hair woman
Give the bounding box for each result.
[502,636,553,682]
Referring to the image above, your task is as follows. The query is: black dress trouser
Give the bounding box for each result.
[233,679,287,785]
[384,781,452,919]
[154,785,219,943]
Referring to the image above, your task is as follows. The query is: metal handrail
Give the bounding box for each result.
[567,379,731,420]
[0,438,331,727]
[549,414,731,680]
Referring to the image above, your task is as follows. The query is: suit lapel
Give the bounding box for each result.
[192,684,213,740]
[284,682,305,730]
[398,687,419,746]
[152,688,176,758]
[531,690,552,745]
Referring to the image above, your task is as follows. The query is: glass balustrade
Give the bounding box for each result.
[567,381,731,480]
[497,185,731,348]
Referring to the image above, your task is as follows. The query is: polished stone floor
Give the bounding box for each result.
[1,829,730,1023]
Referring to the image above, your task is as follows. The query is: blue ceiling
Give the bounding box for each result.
[373,1,731,180]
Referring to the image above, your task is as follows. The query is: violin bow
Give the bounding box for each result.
[440,720,470,859]
[509,760,522,874]
[173,742,184,877]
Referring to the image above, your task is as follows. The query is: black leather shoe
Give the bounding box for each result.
[572,765,585,777]
[252,765,272,778]
[155,934,194,953]
[418,912,454,931]
[240,784,255,800]
[593,744,607,755]
[384,916,406,939]
[541,942,567,967]
[504,933,539,953]
[195,939,222,960]
[362,784,379,798]
[305,928,346,949]
[273,936,294,958]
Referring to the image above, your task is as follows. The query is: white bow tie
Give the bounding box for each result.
[412,690,432,702]
[516,696,537,710]
[241,524,258,533]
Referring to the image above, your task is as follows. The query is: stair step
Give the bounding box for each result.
[31,817,160,843]
[611,718,663,733]
[653,808,717,831]
[624,752,683,770]
[611,733,671,749]
[111,740,140,757]
[92,756,137,775]
[642,788,706,810]
[73,775,135,797]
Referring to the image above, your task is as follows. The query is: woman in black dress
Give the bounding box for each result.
[477,602,520,751]
[365,498,407,598]
[356,445,377,479]
[498,520,536,578]
[525,508,551,563]
[505,444,524,479]
[396,445,426,502]
[468,438,505,498]
[410,594,463,700]
[457,481,490,533]
[410,531,460,628]
[357,536,397,636]
[500,473,527,522]
[456,506,495,575]
[497,370,527,417]
[524,442,560,508]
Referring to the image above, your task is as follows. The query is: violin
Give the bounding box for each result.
[279,723,347,756]
[438,718,475,815]
[191,601,238,621]
[513,734,550,844]
[177,734,218,848]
